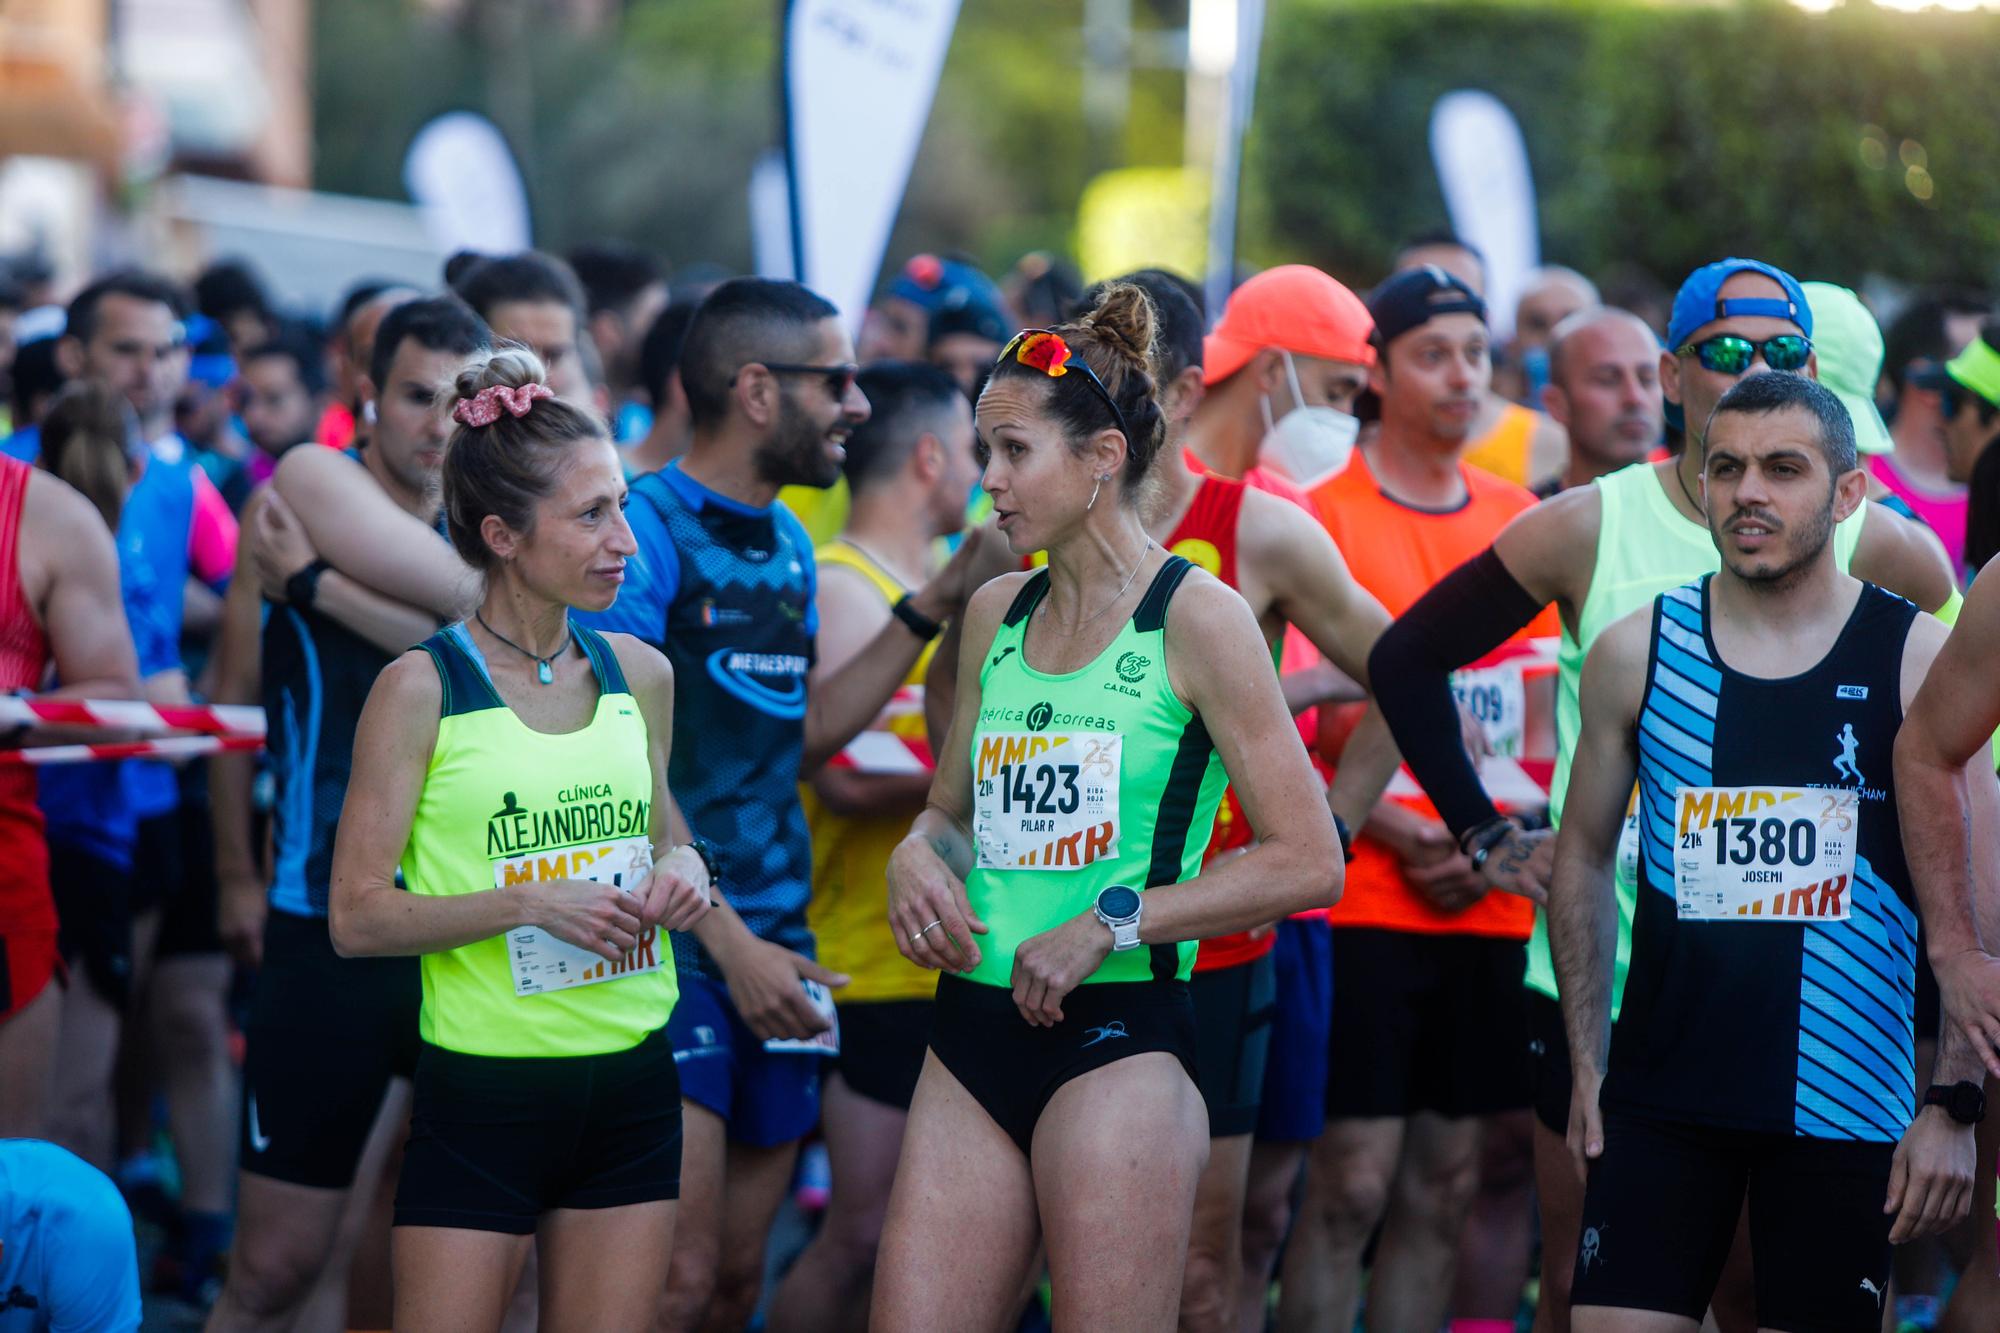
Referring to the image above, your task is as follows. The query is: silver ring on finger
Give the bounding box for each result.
[912,918,943,943]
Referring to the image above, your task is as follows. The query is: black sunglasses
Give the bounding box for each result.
[733,361,861,398]
[1675,334,1812,376]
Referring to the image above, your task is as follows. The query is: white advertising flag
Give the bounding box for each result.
[402,112,532,255]
[1428,90,1539,341]
[784,0,963,326]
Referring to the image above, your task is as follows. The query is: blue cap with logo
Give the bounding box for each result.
[1666,258,1812,353]
[887,253,1004,317]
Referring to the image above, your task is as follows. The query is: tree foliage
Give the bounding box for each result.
[1247,0,2000,292]
[311,1,2000,293]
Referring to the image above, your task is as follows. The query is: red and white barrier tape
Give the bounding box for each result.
[0,696,265,737]
[0,734,264,767]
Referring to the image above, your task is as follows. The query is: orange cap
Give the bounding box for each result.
[1202,265,1375,386]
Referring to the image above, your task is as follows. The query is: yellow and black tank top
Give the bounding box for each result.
[803,538,940,1004]
[400,621,673,1058]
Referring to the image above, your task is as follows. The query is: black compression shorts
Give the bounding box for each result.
[929,972,1198,1154]
[833,1000,933,1112]
[1190,954,1275,1137]
[1571,1110,1894,1331]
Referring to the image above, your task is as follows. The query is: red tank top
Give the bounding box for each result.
[0,458,54,939]
[1162,460,1275,972]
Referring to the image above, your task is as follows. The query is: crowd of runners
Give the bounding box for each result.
[2,234,2000,1333]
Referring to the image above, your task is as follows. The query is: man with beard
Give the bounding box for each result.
[1363,258,1959,1332]
[575,278,985,1333]
[236,329,327,481]
[1554,372,1983,1331]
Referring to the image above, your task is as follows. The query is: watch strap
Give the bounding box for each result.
[285,559,331,609]
[1333,813,1355,864]
[1924,1081,1986,1124]
[891,593,944,642]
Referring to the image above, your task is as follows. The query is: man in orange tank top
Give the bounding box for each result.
[1280,267,1556,1333]
[0,456,140,1136]
[1390,236,1570,493]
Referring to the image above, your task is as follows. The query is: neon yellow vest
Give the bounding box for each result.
[803,539,939,1003]
[400,622,675,1057]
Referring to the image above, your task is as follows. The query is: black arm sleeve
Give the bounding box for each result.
[1365,547,1548,837]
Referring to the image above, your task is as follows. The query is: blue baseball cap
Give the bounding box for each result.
[1666,258,1812,353]
[182,313,237,390]
[887,254,1004,317]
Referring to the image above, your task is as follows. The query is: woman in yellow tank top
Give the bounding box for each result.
[329,348,713,1332]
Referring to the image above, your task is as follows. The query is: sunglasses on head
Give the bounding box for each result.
[997,329,1130,442]
[1675,334,1812,376]
[735,361,861,398]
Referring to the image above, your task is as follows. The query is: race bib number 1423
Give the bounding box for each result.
[973,732,1122,871]
[1674,786,1858,922]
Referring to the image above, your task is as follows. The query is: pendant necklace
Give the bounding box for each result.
[476,611,570,685]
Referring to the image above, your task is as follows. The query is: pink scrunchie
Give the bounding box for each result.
[453,381,554,427]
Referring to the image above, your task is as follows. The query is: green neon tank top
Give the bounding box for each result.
[400,622,674,1057]
[1527,462,1865,1008]
[964,556,1227,989]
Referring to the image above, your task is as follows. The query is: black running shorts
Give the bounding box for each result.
[1528,990,1571,1137]
[929,972,1198,1154]
[1327,928,1530,1120]
[833,999,933,1112]
[1190,954,1275,1137]
[396,1026,682,1234]
[1571,1109,1894,1332]
[239,909,422,1188]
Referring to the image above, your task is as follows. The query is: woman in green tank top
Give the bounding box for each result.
[873,287,1345,1331]
[328,350,712,1332]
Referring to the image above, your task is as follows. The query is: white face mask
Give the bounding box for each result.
[1259,349,1358,489]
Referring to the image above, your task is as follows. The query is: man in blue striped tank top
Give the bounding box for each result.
[1551,373,1991,1332]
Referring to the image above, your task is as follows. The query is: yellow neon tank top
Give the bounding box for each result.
[400,622,675,1057]
[803,539,939,1004]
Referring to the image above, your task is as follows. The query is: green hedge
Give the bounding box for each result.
[1247,0,2000,293]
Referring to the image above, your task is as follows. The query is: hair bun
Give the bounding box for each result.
[452,342,549,405]
[1077,282,1159,383]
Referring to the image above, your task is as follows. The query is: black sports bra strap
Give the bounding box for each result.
[1133,555,1195,633]
[1002,569,1051,626]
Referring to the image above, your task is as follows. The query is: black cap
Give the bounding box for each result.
[1368,266,1486,350]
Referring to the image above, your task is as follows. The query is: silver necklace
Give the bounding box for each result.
[1040,540,1155,631]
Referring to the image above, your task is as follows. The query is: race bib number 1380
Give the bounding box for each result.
[973,732,1121,870]
[1674,786,1858,921]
